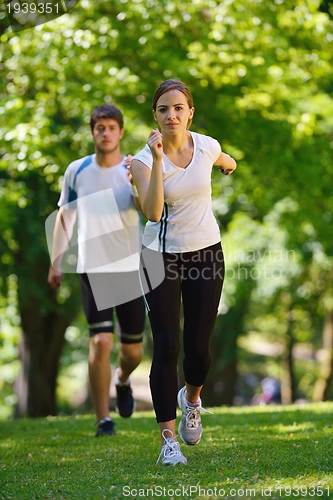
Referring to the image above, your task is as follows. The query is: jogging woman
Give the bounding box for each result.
[131,79,236,465]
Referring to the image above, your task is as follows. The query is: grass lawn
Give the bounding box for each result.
[1,403,333,499]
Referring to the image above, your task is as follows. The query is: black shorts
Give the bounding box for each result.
[79,273,145,344]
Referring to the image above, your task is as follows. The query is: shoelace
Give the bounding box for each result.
[156,429,183,464]
[184,402,213,429]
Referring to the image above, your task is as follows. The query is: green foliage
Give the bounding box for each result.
[0,275,20,419]
[320,0,333,18]
[213,196,333,403]
[1,405,333,499]
[1,0,332,264]
[1,0,333,412]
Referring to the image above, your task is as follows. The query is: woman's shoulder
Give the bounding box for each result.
[191,131,220,147]
[191,132,221,161]
[132,144,153,169]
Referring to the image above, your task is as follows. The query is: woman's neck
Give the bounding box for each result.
[162,130,192,154]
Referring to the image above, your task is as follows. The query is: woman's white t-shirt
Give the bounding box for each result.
[133,132,221,253]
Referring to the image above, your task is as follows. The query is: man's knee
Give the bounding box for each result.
[90,332,113,356]
[120,342,143,363]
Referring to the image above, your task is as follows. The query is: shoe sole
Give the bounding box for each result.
[162,460,187,466]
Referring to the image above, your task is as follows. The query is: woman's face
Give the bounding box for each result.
[153,89,194,135]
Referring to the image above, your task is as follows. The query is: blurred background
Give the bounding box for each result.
[0,0,333,419]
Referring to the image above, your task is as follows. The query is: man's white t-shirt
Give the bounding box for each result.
[58,154,141,273]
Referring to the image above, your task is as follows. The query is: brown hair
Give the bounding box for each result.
[152,79,194,127]
[90,104,124,131]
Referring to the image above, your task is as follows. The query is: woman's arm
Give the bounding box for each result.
[214,151,237,176]
[131,159,164,222]
[131,129,165,222]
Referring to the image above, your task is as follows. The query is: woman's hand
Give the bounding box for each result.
[218,166,235,176]
[124,155,136,185]
[215,152,237,175]
[147,129,163,162]
[131,130,165,222]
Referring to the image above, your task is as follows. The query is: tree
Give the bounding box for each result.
[0,168,82,416]
[1,0,333,414]
[320,0,333,18]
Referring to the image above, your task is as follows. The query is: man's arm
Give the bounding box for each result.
[124,154,144,215]
[47,206,77,290]
[131,185,144,215]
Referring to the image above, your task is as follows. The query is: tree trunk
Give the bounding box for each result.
[201,315,240,407]
[176,303,239,406]
[14,337,30,418]
[219,358,238,405]
[201,357,238,407]
[10,170,82,418]
[313,310,333,402]
[280,308,296,404]
[14,284,78,418]
[200,277,253,407]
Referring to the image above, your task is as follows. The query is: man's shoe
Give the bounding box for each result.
[156,429,187,466]
[115,383,136,417]
[177,386,211,445]
[114,368,136,418]
[95,418,116,437]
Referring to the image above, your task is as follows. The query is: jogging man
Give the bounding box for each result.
[48,104,145,436]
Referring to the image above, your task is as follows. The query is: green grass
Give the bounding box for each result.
[1,403,333,499]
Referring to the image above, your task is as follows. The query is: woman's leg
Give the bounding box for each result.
[142,251,187,465]
[145,252,181,424]
[177,243,224,446]
[182,243,224,387]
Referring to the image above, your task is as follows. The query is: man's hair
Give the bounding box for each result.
[90,104,124,131]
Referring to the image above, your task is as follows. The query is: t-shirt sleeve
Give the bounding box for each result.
[196,133,222,164]
[206,135,222,164]
[58,164,76,207]
[132,145,153,170]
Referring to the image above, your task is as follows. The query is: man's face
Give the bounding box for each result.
[91,118,124,154]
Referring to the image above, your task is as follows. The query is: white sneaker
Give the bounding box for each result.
[156,429,187,466]
[177,386,212,446]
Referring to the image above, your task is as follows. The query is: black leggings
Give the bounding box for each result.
[143,242,224,423]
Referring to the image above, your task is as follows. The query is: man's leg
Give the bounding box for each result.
[114,293,146,417]
[113,342,143,418]
[79,273,116,435]
[88,332,113,421]
[117,342,143,383]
